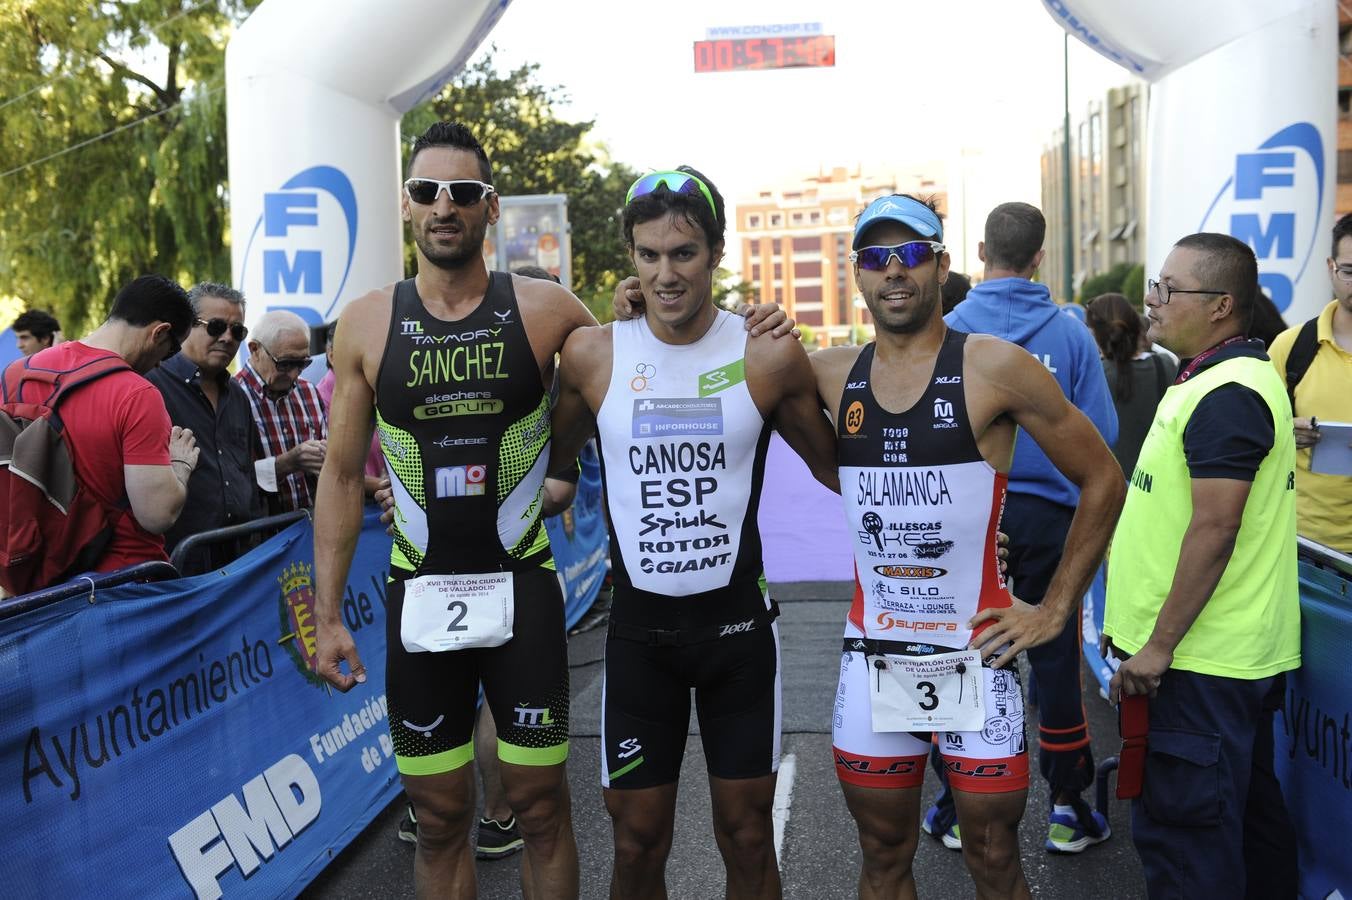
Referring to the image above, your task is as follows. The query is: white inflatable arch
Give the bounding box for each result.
[225,0,510,360]
[1043,0,1336,320]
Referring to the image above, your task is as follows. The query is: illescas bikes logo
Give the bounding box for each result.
[1199,122,1325,313]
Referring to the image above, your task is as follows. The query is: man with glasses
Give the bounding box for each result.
[808,194,1122,898]
[551,165,837,900]
[937,201,1119,855]
[1267,210,1352,553]
[148,283,265,569]
[235,309,328,513]
[1103,233,1299,898]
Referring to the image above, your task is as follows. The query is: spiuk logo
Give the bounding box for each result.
[277,561,326,688]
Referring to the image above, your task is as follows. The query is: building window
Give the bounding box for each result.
[810,211,821,224]
[770,214,783,227]
[748,214,761,229]
[791,212,804,225]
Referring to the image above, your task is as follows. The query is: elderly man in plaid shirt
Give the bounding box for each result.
[235,309,328,512]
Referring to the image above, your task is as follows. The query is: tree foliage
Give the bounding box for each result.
[403,53,641,322]
[0,0,254,333]
[1078,261,1138,304]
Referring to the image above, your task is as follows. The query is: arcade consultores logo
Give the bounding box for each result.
[277,561,327,688]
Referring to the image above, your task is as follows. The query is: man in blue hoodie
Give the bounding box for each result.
[933,202,1119,854]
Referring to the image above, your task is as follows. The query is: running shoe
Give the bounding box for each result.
[397,804,418,845]
[921,805,962,851]
[476,816,525,860]
[1045,808,1111,853]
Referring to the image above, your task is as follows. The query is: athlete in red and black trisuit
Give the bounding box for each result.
[809,193,1124,900]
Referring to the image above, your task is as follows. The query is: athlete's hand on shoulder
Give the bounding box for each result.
[737,302,800,339]
[967,595,1061,668]
[612,276,642,320]
[1109,642,1171,705]
[317,620,367,692]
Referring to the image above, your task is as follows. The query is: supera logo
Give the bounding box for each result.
[1200,123,1324,313]
[434,464,486,498]
[239,165,359,329]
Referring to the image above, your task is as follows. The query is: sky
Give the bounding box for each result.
[470,0,1141,275]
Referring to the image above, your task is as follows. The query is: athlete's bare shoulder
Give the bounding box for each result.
[513,274,599,357]
[809,344,868,418]
[338,284,396,368]
[559,321,614,403]
[962,332,1044,389]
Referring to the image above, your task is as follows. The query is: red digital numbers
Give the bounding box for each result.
[693,36,836,73]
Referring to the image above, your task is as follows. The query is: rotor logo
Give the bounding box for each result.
[1200,123,1325,313]
[277,561,326,687]
[240,164,359,327]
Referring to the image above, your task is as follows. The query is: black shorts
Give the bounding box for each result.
[385,566,569,775]
[601,583,781,789]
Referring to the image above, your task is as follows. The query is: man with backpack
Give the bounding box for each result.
[0,274,199,596]
[1268,211,1352,554]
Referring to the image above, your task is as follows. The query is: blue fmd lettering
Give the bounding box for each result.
[263,250,322,294]
[1231,212,1295,259]
[261,191,323,294]
[1233,152,1295,200]
[264,192,319,236]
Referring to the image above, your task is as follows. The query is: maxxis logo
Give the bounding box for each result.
[874,564,947,579]
[277,561,326,688]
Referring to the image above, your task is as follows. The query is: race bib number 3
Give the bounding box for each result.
[401,572,514,652]
[869,649,984,732]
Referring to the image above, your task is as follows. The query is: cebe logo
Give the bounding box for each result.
[1200,123,1325,313]
[240,165,359,325]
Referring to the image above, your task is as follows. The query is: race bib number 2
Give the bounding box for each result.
[869,649,984,732]
[401,572,514,652]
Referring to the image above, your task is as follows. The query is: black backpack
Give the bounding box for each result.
[1281,317,1320,415]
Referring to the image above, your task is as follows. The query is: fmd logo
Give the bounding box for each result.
[1200,123,1325,313]
[240,165,358,324]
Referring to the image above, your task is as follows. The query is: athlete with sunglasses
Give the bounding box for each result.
[550,167,838,900]
[809,195,1124,898]
[147,282,265,568]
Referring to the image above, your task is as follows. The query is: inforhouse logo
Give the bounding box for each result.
[239,165,359,323]
[277,561,326,688]
[1199,123,1325,313]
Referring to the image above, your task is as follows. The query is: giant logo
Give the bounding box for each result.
[1199,123,1325,313]
[240,165,359,328]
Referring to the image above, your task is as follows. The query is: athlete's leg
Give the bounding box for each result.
[708,774,780,899]
[696,621,783,899]
[480,569,577,899]
[402,768,479,899]
[950,787,1031,900]
[605,783,680,900]
[840,782,922,900]
[475,701,512,822]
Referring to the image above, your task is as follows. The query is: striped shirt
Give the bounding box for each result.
[234,361,327,511]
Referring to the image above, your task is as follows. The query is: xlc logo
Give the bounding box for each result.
[933,398,954,424]
[719,620,755,637]
[514,706,554,729]
[401,320,424,336]
[434,464,486,498]
[618,738,642,759]
[934,376,961,385]
[239,165,358,332]
[1201,122,1325,312]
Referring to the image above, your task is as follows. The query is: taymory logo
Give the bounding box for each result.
[1199,123,1325,313]
[240,165,359,323]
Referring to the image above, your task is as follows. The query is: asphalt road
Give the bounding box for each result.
[303,583,1146,899]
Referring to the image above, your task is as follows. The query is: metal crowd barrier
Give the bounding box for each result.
[0,560,180,622]
[169,510,309,576]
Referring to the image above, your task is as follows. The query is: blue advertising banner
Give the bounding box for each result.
[1275,559,1352,900]
[546,441,608,630]
[1079,562,1115,697]
[0,510,398,898]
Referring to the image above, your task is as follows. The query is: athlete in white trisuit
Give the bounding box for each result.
[553,167,837,900]
[809,194,1124,899]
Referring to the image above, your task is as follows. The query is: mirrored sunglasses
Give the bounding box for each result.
[195,317,248,341]
[262,345,312,373]
[849,241,946,272]
[625,170,718,218]
[404,178,495,206]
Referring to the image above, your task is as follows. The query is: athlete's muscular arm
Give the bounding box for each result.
[748,334,839,492]
[965,337,1126,668]
[549,325,609,474]
[1109,477,1251,703]
[513,275,598,389]
[313,288,389,692]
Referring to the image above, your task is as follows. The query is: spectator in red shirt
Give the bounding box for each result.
[316,318,385,496]
[29,275,200,572]
[235,310,328,512]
